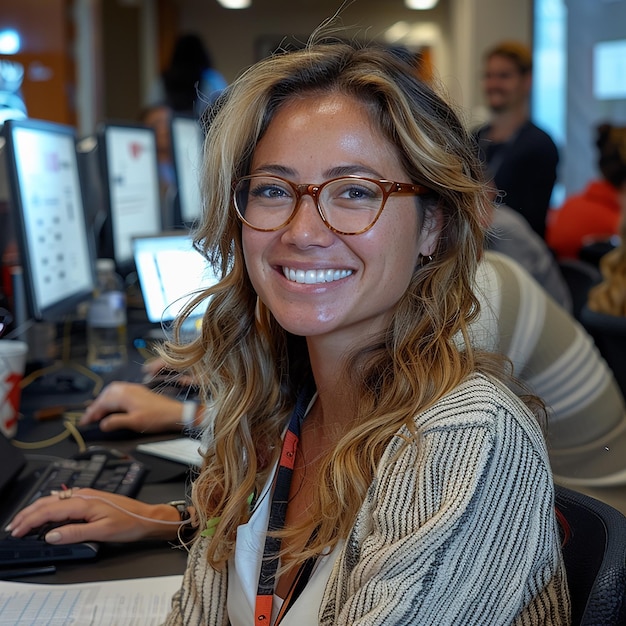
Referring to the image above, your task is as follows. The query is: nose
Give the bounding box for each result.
[281,193,333,248]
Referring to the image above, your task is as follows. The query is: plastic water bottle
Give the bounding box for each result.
[87,259,127,372]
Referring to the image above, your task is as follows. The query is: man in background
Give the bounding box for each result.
[474,41,559,239]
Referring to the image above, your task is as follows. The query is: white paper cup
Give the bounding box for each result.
[0,340,28,439]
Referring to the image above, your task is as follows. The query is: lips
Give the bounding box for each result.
[282,266,353,284]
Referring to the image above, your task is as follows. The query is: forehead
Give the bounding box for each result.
[485,54,522,75]
[252,93,396,163]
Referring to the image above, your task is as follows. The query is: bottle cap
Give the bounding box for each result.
[96,258,116,272]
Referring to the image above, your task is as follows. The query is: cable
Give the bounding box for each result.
[53,492,195,549]
[12,418,88,452]
[12,429,73,450]
[18,315,104,395]
[63,420,88,452]
[55,492,188,527]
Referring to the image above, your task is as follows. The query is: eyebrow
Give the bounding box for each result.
[251,163,386,180]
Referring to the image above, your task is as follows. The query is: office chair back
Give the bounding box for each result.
[557,259,602,321]
[555,485,626,625]
[579,237,618,269]
[579,305,626,399]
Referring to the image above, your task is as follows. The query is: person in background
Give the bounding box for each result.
[474,41,559,239]
[147,33,227,118]
[547,123,626,260]
[13,39,570,624]
[486,201,572,311]
[140,102,176,204]
[587,187,626,316]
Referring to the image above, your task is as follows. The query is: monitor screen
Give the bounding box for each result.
[99,123,162,268]
[593,39,626,100]
[170,114,204,225]
[2,118,94,320]
[132,232,220,324]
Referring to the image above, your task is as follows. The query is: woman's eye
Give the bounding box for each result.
[251,184,290,200]
[337,185,377,200]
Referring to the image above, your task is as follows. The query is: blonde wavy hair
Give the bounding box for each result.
[587,124,626,316]
[161,39,515,571]
[588,216,626,316]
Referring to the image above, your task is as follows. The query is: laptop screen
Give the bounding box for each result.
[132,232,220,324]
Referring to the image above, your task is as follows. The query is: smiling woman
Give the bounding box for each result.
[156,37,570,625]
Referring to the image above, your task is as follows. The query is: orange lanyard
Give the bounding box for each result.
[254,386,313,624]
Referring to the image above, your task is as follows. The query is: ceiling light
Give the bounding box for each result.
[405,0,439,9]
[216,0,251,8]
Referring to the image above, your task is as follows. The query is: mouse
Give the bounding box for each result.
[76,421,143,443]
[35,519,87,540]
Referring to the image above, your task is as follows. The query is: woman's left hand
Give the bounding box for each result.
[6,489,183,544]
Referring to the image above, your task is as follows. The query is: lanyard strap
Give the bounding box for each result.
[254,385,313,624]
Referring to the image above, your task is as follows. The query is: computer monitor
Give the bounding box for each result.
[2,118,95,321]
[97,122,163,273]
[170,114,204,227]
[132,231,219,326]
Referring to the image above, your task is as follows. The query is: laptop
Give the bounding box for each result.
[0,432,146,566]
[132,232,220,337]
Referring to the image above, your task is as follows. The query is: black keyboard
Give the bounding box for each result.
[21,454,147,508]
[0,452,148,567]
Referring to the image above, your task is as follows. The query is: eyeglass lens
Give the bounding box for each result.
[234,176,386,234]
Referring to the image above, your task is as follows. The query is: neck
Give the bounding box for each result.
[306,336,355,431]
[488,105,528,142]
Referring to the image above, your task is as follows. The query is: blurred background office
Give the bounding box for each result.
[2,0,626,519]
[0,0,624,207]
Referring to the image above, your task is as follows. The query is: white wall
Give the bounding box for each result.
[449,0,532,126]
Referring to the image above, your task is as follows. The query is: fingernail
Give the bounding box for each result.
[4,524,12,532]
[46,531,62,543]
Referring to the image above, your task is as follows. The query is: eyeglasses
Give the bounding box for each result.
[233,175,430,235]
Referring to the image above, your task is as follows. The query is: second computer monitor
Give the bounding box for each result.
[98,122,163,272]
[170,114,204,226]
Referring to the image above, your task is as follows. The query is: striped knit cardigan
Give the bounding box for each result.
[163,375,570,625]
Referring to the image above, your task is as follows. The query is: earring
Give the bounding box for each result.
[419,254,434,267]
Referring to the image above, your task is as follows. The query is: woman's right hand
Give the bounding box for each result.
[6,489,184,544]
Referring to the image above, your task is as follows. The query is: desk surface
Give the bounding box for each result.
[9,324,193,585]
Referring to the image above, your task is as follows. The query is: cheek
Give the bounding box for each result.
[241,229,264,290]
[362,210,421,275]
[390,209,422,267]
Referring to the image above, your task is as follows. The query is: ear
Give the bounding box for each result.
[418,206,443,258]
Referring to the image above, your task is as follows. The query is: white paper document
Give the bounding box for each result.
[0,574,182,625]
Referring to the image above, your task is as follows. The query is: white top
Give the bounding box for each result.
[226,461,342,625]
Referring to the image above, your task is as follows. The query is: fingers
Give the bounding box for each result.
[7,489,150,544]
[78,379,190,435]
[43,522,94,545]
[97,412,137,432]
[79,381,142,426]
[8,490,184,544]
[7,490,95,538]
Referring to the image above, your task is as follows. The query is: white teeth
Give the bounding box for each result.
[283,267,353,284]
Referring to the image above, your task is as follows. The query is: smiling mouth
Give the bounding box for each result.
[282,266,353,284]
